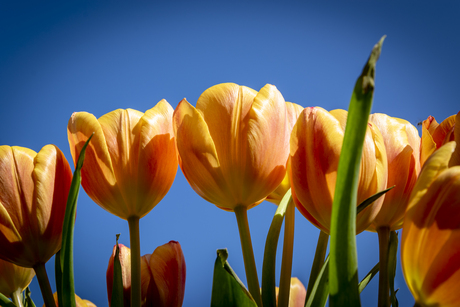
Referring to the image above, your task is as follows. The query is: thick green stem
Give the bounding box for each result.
[128,216,141,307]
[234,206,262,307]
[34,263,56,307]
[278,199,295,307]
[377,227,390,307]
[11,289,24,307]
[305,230,329,304]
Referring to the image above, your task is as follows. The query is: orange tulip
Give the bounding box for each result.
[289,107,387,234]
[107,241,186,307]
[0,145,72,268]
[45,293,97,307]
[275,277,307,307]
[367,113,421,231]
[266,101,304,205]
[67,100,178,220]
[420,111,460,167]
[402,141,460,307]
[0,258,35,299]
[173,83,290,211]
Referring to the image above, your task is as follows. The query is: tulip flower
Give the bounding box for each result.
[68,101,178,307]
[0,145,72,307]
[275,278,307,307]
[173,83,290,305]
[420,111,460,166]
[402,141,460,307]
[290,107,387,234]
[45,293,97,307]
[0,258,35,305]
[107,241,186,307]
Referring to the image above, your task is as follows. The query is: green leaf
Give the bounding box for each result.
[261,189,292,307]
[0,293,16,307]
[329,36,385,307]
[356,186,394,215]
[358,262,380,293]
[388,231,399,307]
[111,234,124,307]
[305,256,329,307]
[211,249,257,307]
[24,287,37,307]
[59,134,93,307]
[55,251,63,307]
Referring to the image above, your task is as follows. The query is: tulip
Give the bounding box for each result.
[107,241,186,307]
[68,101,178,307]
[0,145,72,307]
[173,83,289,305]
[420,111,460,166]
[289,107,387,234]
[402,141,460,307]
[275,278,307,307]
[0,258,35,305]
[45,293,97,307]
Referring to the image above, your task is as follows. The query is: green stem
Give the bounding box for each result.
[305,230,329,304]
[11,289,23,307]
[128,216,141,307]
[278,199,295,307]
[34,263,56,307]
[377,227,390,307]
[234,206,262,307]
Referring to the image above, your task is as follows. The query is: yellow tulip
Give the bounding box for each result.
[289,107,387,234]
[0,145,72,268]
[266,101,304,205]
[402,141,460,307]
[0,258,35,299]
[67,100,178,220]
[173,83,290,211]
[367,113,421,231]
[420,111,460,167]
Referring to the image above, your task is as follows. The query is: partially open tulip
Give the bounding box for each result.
[0,145,72,268]
[420,111,460,167]
[107,241,186,307]
[67,100,178,220]
[275,277,307,307]
[0,258,35,299]
[266,101,304,205]
[367,113,421,231]
[45,293,97,307]
[402,141,460,307]
[289,107,387,234]
[173,83,290,211]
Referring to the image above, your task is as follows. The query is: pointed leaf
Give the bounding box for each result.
[261,189,292,307]
[111,234,124,307]
[305,256,330,307]
[211,249,257,307]
[329,36,385,307]
[24,287,36,307]
[356,186,394,215]
[358,262,380,293]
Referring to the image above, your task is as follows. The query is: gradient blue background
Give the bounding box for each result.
[1,1,459,306]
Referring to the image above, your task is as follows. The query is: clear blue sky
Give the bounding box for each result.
[1,1,459,306]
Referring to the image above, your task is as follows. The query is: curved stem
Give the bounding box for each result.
[377,227,390,307]
[278,199,295,307]
[305,230,329,304]
[234,206,262,307]
[34,263,56,307]
[11,289,24,307]
[128,216,141,307]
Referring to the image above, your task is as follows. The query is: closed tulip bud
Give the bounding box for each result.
[0,145,72,268]
[0,258,35,298]
[402,141,460,307]
[275,277,307,307]
[107,241,186,307]
[106,244,131,307]
[67,100,178,220]
[173,83,290,211]
[266,101,304,205]
[420,111,460,167]
[290,107,387,234]
[367,113,421,231]
[45,293,97,307]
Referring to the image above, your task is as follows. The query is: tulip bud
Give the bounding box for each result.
[275,277,307,307]
[402,142,460,307]
[173,83,290,211]
[367,113,421,231]
[289,107,387,234]
[106,244,131,307]
[0,258,35,298]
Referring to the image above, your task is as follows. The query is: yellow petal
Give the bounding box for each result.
[0,258,35,297]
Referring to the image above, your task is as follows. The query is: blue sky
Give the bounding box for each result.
[1,1,459,306]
